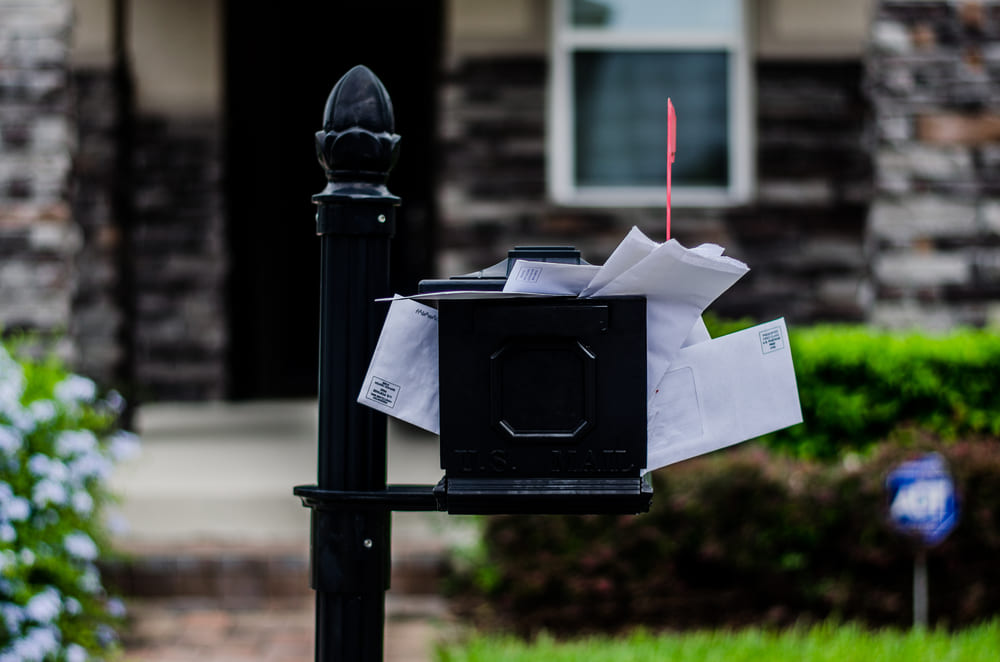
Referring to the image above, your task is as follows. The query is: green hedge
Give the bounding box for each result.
[702,319,1000,460]
[1,343,138,660]
[448,437,1000,634]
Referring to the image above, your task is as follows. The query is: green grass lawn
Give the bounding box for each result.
[436,620,999,662]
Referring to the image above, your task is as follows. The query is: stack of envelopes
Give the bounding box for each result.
[359,227,802,471]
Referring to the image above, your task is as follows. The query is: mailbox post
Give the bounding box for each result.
[303,64,400,662]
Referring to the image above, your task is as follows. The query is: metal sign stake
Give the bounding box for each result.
[913,548,928,629]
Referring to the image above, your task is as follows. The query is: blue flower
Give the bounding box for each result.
[63,597,81,616]
[31,479,67,508]
[27,400,56,424]
[108,430,141,462]
[0,426,21,454]
[3,496,29,522]
[0,349,25,406]
[95,623,117,648]
[105,597,126,618]
[65,643,88,662]
[71,490,93,516]
[53,375,97,405]
[24,588,61,624]
[2,407,34,433]
[9,625,60,661]
[55,430,98,458]
[63,532,98,562]
[78,566,101,594]
[68,453,111,483]
[0,603,24,634]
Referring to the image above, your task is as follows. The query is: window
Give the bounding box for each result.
[548,0,752,206]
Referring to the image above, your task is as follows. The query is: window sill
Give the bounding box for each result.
[549,186,751,208]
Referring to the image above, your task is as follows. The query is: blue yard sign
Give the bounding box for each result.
[886,453,958,547]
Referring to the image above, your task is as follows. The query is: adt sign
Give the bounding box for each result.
[886,453,958,547]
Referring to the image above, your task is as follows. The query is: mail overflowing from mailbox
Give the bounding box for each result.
[358,226,803,471]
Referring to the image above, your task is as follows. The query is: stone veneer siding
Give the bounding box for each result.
[439,55,871,324]
[69,67,124,385]
[0,0,77,357]
[1,0,227,400]
[129,115,227,400]
[866,0,1000,328]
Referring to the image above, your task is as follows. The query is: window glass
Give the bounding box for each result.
[573,51,729,187]
[571,0,738,32]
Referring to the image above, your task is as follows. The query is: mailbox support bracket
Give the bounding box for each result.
[294,483,442,512]
[295,476,653,516]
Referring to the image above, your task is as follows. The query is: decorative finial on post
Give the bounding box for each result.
[304,64,402,662]
[314,65,401,202]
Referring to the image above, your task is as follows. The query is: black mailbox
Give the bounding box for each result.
[420,247,652,515]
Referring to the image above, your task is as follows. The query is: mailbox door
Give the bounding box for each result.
[438,296,646,482]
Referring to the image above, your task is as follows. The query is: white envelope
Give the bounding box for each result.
[503,260,601,295]
[357,297,440,434]
[646,318,802,471]
[681,316,711,348]
[588,236,749,398]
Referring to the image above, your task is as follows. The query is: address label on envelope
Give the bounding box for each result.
[646,318,802,471]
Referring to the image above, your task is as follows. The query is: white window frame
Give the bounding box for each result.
[547,0,754,207]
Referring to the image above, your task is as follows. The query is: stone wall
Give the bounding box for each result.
[0,0,77,356]
[438,55,872,324]
[866,0,1000,328]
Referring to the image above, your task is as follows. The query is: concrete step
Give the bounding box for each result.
[102,532,451,602]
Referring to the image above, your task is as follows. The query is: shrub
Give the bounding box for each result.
[773,326,1000,459]
[0,343,138,661]
[448,438,1000,635]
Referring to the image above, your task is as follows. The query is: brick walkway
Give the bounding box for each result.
[120,594,452,662]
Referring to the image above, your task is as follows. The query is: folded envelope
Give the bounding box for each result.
[581,226,727,298]
[586,232,749,399]
[646,318,802,471]
[579,226,659,297]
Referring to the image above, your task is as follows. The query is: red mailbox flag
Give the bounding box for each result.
[666,99,676,241]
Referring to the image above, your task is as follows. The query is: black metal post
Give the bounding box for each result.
[310,65,400,662]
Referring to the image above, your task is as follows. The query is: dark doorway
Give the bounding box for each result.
[225,1,442,399]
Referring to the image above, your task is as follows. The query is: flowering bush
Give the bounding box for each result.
[1,343,138,661]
